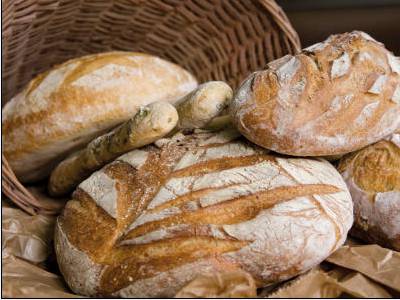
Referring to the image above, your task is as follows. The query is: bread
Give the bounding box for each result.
[202,115,233,131]
[230,31,400,156]
[338,131,400,250]
[2,51,197,182]
[48,101,179,197]
[175,81,233,130]
[54,129,353,298]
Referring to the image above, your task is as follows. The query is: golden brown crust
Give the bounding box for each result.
[338,134,400,251]
[99,238,247,294]
[61,190,117,259]
[339,140,400,192]
[56,130,353,297]
[123,184,340,241]
[2,51,197,182]
[231,31,400,156]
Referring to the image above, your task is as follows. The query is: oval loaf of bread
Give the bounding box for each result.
[2,52,197,182]
[55,129,353,298]
[230,31,400,156]
[338,131,400,250]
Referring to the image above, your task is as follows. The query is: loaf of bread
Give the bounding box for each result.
[2,51,197,182]
[55,129,353,298]
[338,131,400,250]
[230,31,400,156]
[48,101,179,196]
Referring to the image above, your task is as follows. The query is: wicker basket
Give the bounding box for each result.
[2,0,300,215]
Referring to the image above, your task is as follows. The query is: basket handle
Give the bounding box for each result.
[258,0,301,52]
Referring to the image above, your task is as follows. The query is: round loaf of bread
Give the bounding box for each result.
[2,52,197,182]
[338,132,400,250]
[55,129,353,298]
[230,31,400,156]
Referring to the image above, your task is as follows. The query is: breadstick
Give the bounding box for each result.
[175,81,233,130]
[48,101,178,196]
[202,115,233,131]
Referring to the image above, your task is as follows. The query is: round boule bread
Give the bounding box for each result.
[55,129,353,298]
[2,51,197,182]
[338,131,400,250]
[230,31,400,156]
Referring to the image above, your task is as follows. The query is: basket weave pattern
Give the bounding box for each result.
[2,0,300,215]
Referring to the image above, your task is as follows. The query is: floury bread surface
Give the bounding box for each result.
[230,31,400,156]
[338,131,400,250]
[2,51,197,182]
[55,129,353,297]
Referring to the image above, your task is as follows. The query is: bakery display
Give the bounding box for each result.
[48,101,179,196]
[55,129,353,297]
[230,31,400,156]
[2,52,197,183]
[338,131,400,250]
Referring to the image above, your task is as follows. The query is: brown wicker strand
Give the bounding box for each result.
[2,0,300,215]
[259,0,301,53]
[2,155,39,215]
[2,155,62,215]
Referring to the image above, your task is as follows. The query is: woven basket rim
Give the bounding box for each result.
[2,0,301,216]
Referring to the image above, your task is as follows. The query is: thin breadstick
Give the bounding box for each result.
[202,115,232,131]
[175,81,233,130]
[48,101,178,196]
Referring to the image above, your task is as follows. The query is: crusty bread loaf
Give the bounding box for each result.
[230,31,400,156]
[338,131,400,250]
[55,129,353,298]
[2,51,197,182]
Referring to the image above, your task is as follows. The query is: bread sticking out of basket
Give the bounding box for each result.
[1,0,301,215]
[3,0,400,297]
[48,81,232,197]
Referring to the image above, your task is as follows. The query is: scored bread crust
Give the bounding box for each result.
[338,132,400,250]
[230,31,400,156]
[55,129,353,297]
[2,51,197,182]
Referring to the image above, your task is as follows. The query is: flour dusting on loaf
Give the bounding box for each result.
[391,85,400,104]
[79,172,118,218]
[55,129,353,297]
[230,31,400,156]
[331,52,351,79]
[2,51,197,182]
[338,132,400,250]
[54,221,102,295]
[117,150,149,169]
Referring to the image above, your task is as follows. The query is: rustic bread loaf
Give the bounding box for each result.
[2,52,197,182]
[338,131,400,250]
[55,129,353,298]
[230,31,400,156]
